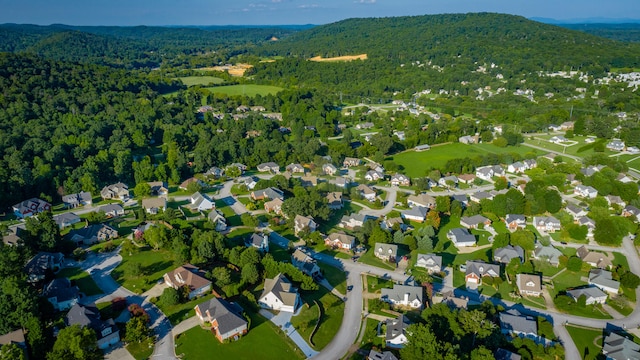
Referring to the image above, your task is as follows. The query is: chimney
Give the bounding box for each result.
[404,293,409,303]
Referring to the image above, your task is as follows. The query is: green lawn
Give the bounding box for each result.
[551,269,588,297]
[358,250,395,270]
[566,325,604,360]
[126,337,155,360]
[205,85,284,97]
[290,301,320,347]
[292,287,345,350]
[111,247,181,294]
[56,267,103,296]
[318,262,347,294]
[359,318,385,351]
[178,76,224,86]
[154,293,218,326]
[175,311,304,360]
[366,275,394,293]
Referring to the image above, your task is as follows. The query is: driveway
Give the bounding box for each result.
[260,310,319,358]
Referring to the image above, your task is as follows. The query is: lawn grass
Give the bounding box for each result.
[175,311,304,360]
[566,325,604,360]
[111,247,181,294]
[295,287,345,350]
[126,337,155,360]
[290,301,320,347]
[366,275,394,293]
[318,262,347,294]
[359,318,384,350]
[551,269,588,297]
[56,267,103,296]
[154,293,217,325]
[269,245,291,262]
[178,76,224,86]
[358,250,395,270]
[205,84,283,97]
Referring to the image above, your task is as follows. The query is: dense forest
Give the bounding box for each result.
[560,23,640,43]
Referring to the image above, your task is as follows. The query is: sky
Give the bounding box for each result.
[0,0,638,26]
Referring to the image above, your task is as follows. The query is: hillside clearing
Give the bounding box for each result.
[309,54,367,62]
[178,76,224,86]
[205,84,283,97]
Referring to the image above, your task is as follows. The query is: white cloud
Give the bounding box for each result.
[298,4,319,8]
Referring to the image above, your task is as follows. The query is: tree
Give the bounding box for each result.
[369,226,392,244]
[404,235,417,251]
[47,325,102,360]
[450,200,463,218]
[544,189,563,213]
[241,263,260,284]
[400,323,452,360]
[241,213,259,228]
[225,166,241,178]
[210,267,232,287]
[134,182,151,198]
[510,229,535,251]
[425,211,441,230]
[435,196,451,213]
[393,230,405,244]
[621,272,640,289]
[494,176,508,191]
[125,315,151,343]
[158,287,181,306]
[0,343,25,360]
[567,256,583,272]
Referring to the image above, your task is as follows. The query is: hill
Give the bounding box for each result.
[559,23,640,43]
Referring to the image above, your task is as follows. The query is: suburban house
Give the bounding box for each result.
[415,253,442,274]
[459,134,479,144]
[407,194,436,208]
[494,245,525,264]
[560,121,574,130]
[163,264,212,300]
[577,245,612,269]
[622,205,640,221]
[285,163,305,173]
[448,228,477,247]
[533,243,563,267]
[438,175,458,188]
[380,217,411,232]
[291,248,321,278]
[607,139,626,151]
[357,184,377,202]
[578,216,596,238]
[374,243,398,263]
[566,286,608,305]
[457,174,476,184]
[356,122,375,130]
[602,332,640,360]
[141,197,167,215]
[617,173,635,184]
[98,204,124,218]
[365,170,385,182]
[451,194,469,207]
[390,174,410,186]
[194,297,248,342]
[208,210,227,232]
[190,192,215,211]
[62,191,92,208]
[258,274,300,313]
[66,303,120,349]
[581,165,604,177]
[53,212,81,229]
[300,176,318,187]
[257,162,280,173]
[294,215,317,235]
[147,181,169,197]
[0,329,27,357]
[549,135,567,144]
[229,163,247,174]
[460,215,491,229]
[499,309,538,339]
[339,214,377,230]
[24,252,64,283]
[243,176,259,190]
[263,198,284,216]
[246,233,269,252]
[469,191,494,203]
[251,187,284,201]
[401,206,428,222]
[516,274,543,297]
[606,195,626,208]
[381,286,423,309]
[368,350,398,360]
[204,167,224,179]
[325,232,356,250]
[322,163,338,175]
[12,198,52,219]
[507,161,528,174]
[385,315,410,349]
[42,278,79,311]
[100,183,129,201]
[495,349,521,360]
[179,177,206,191]
[565,204,588,220]
[475,165,505,181]
[2,230,21,246]
[335,177,350,188]
[574,184,598,199]
[465,261,500,288]
[505,214,526,230]
[343,157,361,167]
[533,216,561,233]
[589,269,620,294]
[326,192,343,210]
[67,224,118,245]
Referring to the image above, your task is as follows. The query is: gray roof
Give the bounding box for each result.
[499,309,537,335]
[247,233,267,248]
[374,243,398,258]
[465,261,500,278]
[66,303,118,340]
[566,286,607,301]
[448,228,476,244]
[461,214,490,226]
[98,203,124,214]
[260,274,298,307]
[42,278,79,303]
[494,245,524,264]
[253,187,284,200]
[67,224,118,243]
[53,212,80,227]
[533,243,563,264]
[589,269,620,291]
[385,315,409,341]
[195,298,247,336]
[368,350,398,360]
[381,284,423,305]
[24,252,64,279]
[416,253,442,269]
[603,332,640,360]
[401,206,428,219]
[495,348,522,360]
[505,214,525,223]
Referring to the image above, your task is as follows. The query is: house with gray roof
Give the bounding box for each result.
[163,264,212,300]
[251,187,284,201]
[622,205,640,221]
[589,269,620,294]
[574,184,598,199]
[243,176,259,190]
[190,192,215,211]
[258,274,300,313]
[257,162,280,173]
[407,193,436,208]
[294,215,317,235]
[195,297,248,342]
[285,163,305,174]
[367,350,398,360]
[141,197,167,214]
[66,303,120,349]
[469,191,493,203]
[24,252,64,283]
[401,206,428,222]
[603,332,640,360]
[246,233,269,252]
[390,173,410,186]
[385,315,410,348]
[533,216,561,232]
[147,181,169,197]
[460,214,491,229]
[208,210,227,232]
[533,243,563,266]
[100,183,129,201]
[495,348,522,360]
[505,214,526,230]
[98,203,124,217]
[415,254,442,274]
[499,309,538,339]
[381,284,423,309]
[62,191,92,208]
[565,204,588,220]
[516,274,542,296]
[374,243,399,263]
[465,261,500,289]
[42,278,79,311]
[291,248,321,278]
[566,286,608,305]
[325,232,356,250]
[12,198,52,219]
[67,224,118,245]
[448,228,476,247]
[53,212,81,229]
[322,163,338,175]
[339,214,377,230]
[577,245,612,269]
[494,245,524,264]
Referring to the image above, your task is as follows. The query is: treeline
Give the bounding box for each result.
[560,23,640,43]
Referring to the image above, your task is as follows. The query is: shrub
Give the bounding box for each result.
[158,287,180,307]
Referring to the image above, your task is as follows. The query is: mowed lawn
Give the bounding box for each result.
[56,267,103,296]
[175,311,304,360]
[205,84,283,97]
[566,325,604,360]
[111,247,181,294]
[178,76,224,86]
[391,143,541,178]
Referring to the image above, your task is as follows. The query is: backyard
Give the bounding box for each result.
[111,247,181,294]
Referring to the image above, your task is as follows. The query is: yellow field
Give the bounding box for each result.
[309,54,368,62]
[197,63,253,77]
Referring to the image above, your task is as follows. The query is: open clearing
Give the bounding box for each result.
[309,54,367,62]
[178,76,224,86]
[197,63,253,76]
[205,84,283,97]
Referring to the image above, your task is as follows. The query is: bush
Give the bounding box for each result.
[566,256,582,272]
[621,272,640,289]
[158,287,181,307]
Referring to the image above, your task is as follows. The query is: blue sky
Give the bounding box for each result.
[0,0,638,26]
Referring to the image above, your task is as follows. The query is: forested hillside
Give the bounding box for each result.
[560,23,640,43]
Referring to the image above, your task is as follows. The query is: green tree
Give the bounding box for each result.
[125,316,151,343]
[241,263,260,284]
[158,287,180,306]
[494,176,508,191]
[47,325,102,360]
[241,213,259,228]
[435,196,451,213]
[210,267,232,287]
[621,272,640,289]
[134,182,152,198]
[400,323,453,360]
[0,343,25,360]
[566,256,583,272]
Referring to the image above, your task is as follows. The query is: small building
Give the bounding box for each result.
[243,176,259,190]
[100,183,130,202]
[264,198,284,215]
[257,162,280,173]
[448,228,476,247]
[208,210,227,232]
[195,298,248,343]
[343,157,361,167]
[339,214,377,230]
[385,315,410,348]
[251,187,284,201]
[147,181,169,197]
[98,203,124,218]
[494,245,524,264]
[294,215,317,235]
[589,269,620,294]
[335,177,350,188]
[179,177,206,191]
[65,303,120,349]
[469,191,493,203]
[505,214,526,230]
[457,174,476,184]
[381,285,423,309]
[565,204,588,220]
[285,163,305,174]
[163,264,212,300]
[415,253,442,274]
[322,163,338,176]
[204,167,225,179]
[374,243,398,263]
[607,139,626,151]
[324,232,356,250]
[577,245,612,269]
[368,350,398,360]
[465,261,500,288]
[533,216,561,233]
[566,286,608,305]
[0,329,27,358]
[300,175,318,187]
[574,184,598,199]
[438,175,458,188]
[390,174,410,186]
[246,233,269,253]
[516,274,542,297]
[533,243,563,267]
[258,274,300,313]
[460,215,491,229]
[602,332,640,360]
[42,278,79,311]
[365,170,385,182]
[53,212,81,229]
[357,184,377,202]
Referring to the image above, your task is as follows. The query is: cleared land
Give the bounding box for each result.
[197,63,253,76]
[178,76,224,86]
[205,84,283,97]
[309,54,368,62]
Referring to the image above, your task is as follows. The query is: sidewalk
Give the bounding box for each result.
[259,309,319,359]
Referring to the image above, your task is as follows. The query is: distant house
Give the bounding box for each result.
[343,157,361,167]
[494,245,524,264]
[401,206,428,223]
[258,274,300,313]
[606,195,626,208]
[460,215,491,229]
[179,177,206,191]
[385,315,410,348]
[66,303,120,349]
[617,173,635,184]
[549,135,567,144]
[465,261,500,288]
[243,176,259,190]
[147,181,169,197]
[589,269,620,294]
[257,162,280,173]
[204,167,224,179]
[390,174,410,186]
[533,216,561,232]
[622,205,640,221]
[438,175,458,188]
[457,174,476,184]
[602,332,640,360]
[357,184,377,202]
[246,233,269,253]
[451,194,468,207]
[300,175,318,187]
[516,274,542,296]
[367,350,398,360]
[190,192,215,211]
[499,309,538,339]
[322,163,338,175]
[264,198,284,215]
[505,214,526,230]
[407,194,436,208]
[335,177,350,188]
[576,245,612,269]
[356,122,374,130]
[0,329,27,358]
[415,254,442,274]
[447,228,476,247]
[533,243,563,267]
[141,197,167,215]
[195,298,248,343]
[24,252,64,283]
[42,278,79,311]
[229,163,247,174]
[380,217,411,232]
[2,230,21,247]
[469,191,493,203]
[291,248,321,278]
[507,161,528,174]
[163,264,212,299]
[459,134,479,144]
[565,204,588,220]
[374,243,398,263]
[98,204,124,218]
[53,212,81,229]
[208,210,227,232]
[566,286,608,305]
[325,232,356,250]
[476,165,504,181]
[414,144,431,151]
[607,139,626,151]
[294,215,317,235]
[100,183,130,201]
[62,191,92,208]
[67,224,118,245]
[251,187,284,201]
[578,216,596,238]
[365,170,385,182]
[285,163,305,174]
[339,214,377,230]
[12,198,52,219]
[574,184,598,199]
[560,121,574,130]
[326,192,343,210]
[381,286,423,309]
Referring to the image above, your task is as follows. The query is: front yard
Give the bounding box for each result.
[291,287,345,350]
[56,267,103,296]
[111,247,181,294]
[154,292,218,325]
[566,325,604,360]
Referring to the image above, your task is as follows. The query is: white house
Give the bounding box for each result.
[607,139,626,151]
[258,274,300,313]
[574,184,598,199]
[322,163,338,175]
[566,286,608,305]
[533,216,561,233]
[447,228,476,247]
[390,174,410,186]
[401,206,428,222]
[516,274,542,296]
[415,254,442,274]
[381,285,423,309]
[365,170,385,182]
[588,269,620,294]
[357,184,377,202]
[294,215,317,235]
[324,232,356,250]
[190,192,215,211]
[385,315,410,349]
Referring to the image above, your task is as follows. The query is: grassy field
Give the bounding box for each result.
[358,318,385,351]
[566,325,604,360]
[205,84,283,97]
[175,311,304,360]
[358,249,395,270]
[126,338,155,360]
[178,76,224,86]
[391,143,542,178]
[56,267,103,296]
[524,135,616,158]
[111,247,181,294]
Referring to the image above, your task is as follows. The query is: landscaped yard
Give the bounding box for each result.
[358,249,395,270]
[111,247,181,294]
[126,337,155,360]
[205,84,284,97]
[550,269,588,297]
[318,262,347,294]
[154,292,218,325]
[175,311,304,360]
[366,275,394,293]
[293,287,345,350]
[56,267,103,296]
[359,318,385,350]
[566,325,604,360]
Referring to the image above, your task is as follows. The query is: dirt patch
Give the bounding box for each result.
[309,54,368,62]
[197,63,253,77]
